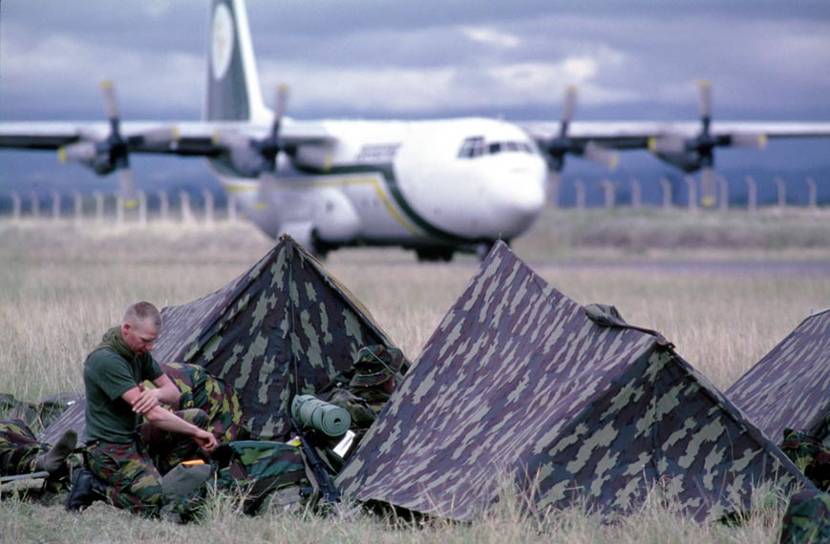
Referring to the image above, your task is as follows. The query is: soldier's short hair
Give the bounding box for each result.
[123,301,162,329]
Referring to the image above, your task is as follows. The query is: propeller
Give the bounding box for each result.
[58,81,178,208]
[648,81,767,207]
[541,85,618,173]
[99,81,136,206]
[212,84,290,177]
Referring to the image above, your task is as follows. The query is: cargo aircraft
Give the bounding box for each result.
[2,0,830,261]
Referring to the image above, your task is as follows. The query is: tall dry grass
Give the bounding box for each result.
[1,211,829,542]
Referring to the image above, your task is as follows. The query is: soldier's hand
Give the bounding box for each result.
[194,430,218,453]
[131,388,161,415]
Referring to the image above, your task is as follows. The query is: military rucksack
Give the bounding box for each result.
[213,440,309,515]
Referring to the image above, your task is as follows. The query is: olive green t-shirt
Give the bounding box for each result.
[83,327,163,443]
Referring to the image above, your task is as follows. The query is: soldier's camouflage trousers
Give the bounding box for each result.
[86,409,209,517]
[0,418,46,476]
[780,490,830,544]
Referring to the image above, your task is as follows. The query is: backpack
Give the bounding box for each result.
[213,440,309,515]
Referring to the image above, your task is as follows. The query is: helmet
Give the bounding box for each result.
[349,345,405,388]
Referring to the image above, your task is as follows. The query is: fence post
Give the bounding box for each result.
[73,191,83,226]
[180,191,193,223]
[227,193,238,222]
[30,192,40,218]
[630,178,641,209]
[574,179,586,210]
[806,177,817,209]
[684,177,697,212]
[11,191,22,221]
[202,189,214,225]
[659,178,672,209]
[774,177,786,208]
[547,174,560,208]
[601,180,615,209]
[138,190,147,226]
[744,176,757,212]
[158,190,169,221]
[116,194,125,225]
[51,190,61,221]
[717,175,729,212]
[93,191,105,223]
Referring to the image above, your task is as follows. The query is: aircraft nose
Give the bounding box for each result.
[486,164,547,235]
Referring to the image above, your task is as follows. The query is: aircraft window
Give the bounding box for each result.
[458,136,485,159]
[461,139,536,158]
[488,142,502,154]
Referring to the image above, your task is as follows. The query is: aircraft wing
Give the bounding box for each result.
[172,119,334,156]
[522,121,830,150]
[0,119,334,156]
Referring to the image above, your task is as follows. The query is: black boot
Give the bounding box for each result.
[65,468,107,511]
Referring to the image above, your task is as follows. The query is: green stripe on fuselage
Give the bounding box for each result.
[214,157,478,245]
[310,163,476,245]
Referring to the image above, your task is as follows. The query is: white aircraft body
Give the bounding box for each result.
[2,0,830,260]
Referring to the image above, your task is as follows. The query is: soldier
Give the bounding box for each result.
[164,362,248,443]
[82,301,217,517]
[319,345,406,466]
[0,419,76,478]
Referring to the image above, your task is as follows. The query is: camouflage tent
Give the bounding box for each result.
[42,235,399,444]
[727,308,830,443]
[337,242,810,521]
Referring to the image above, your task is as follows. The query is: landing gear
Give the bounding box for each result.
[415,247,454,262]
[310,229,333,261]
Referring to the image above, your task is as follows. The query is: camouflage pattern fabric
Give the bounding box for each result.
[780,490,830,544]
[164,363,247,443]
[0,395,38,426]
[349,345,406,389]
[728,308,830,443]
[338,241,812,522]
[214,440,309,515]
[321,344,403,430]
[0,393,80,433]
[35,394,83,430]
[325,389,378,430]
[0,419,46,476]
[41,236,404,444]
[86,409,209,517]
[781,429,830,491]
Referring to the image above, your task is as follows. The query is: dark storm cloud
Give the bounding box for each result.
[0,0,828,119]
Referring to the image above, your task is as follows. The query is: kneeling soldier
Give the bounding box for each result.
[83,301,217,517]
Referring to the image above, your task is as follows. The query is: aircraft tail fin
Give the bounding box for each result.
[205,0,268,122]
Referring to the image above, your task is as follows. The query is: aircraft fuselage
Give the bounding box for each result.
[213,116,548,255]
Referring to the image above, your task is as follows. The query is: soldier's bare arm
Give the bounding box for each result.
[137,374,181,412]
[121,387,218,452]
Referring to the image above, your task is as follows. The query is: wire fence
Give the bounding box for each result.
[0,175,825,225]
[548,174,822,211]
[0,189,239,225]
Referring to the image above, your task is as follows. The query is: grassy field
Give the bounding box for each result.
[1,209,829,542]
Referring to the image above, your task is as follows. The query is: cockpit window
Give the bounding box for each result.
[459,137,536,159]
[458,136,485,158]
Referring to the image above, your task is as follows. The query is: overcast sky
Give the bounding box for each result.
[2,0,829,122]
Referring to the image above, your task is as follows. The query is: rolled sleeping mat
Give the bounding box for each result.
[291,395,351,437]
